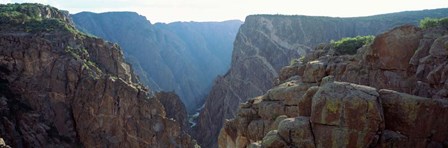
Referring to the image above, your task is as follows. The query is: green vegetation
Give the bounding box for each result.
[331,35,374,55]
[0,3,46,23]
[299,56,305,63]
[419,17,448,29]
[65,45,102,76]
[83,58,102,79]
[0,3,80,34]
[289,59,299,66]
[64,46,87,60]
[24,19,65,32]
[85,60,101,72]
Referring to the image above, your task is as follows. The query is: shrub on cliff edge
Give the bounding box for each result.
[331,35,374,55]
[419,17,448,29]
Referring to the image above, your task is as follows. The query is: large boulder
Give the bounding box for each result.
[269,115,288,131]
[257,101,285,120]
[277,117,315,147]
[260,130,287,148]
[410,39,434,66]
[377,130,427,148]
[311,82,384,130]
[429,35,448,57]
[247,119,271,140]
[311,81,384,147]
[264,81,317,117]
[380,89,448,143]
[368,25,422,70]
[303,60,326,83]
[278,65,301,83]
[312,124,380,148]
[267,81,316,104]
[218,120,250,148]
[297,86,319,117]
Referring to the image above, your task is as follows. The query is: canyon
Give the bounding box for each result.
[1,3,448,148]
[72,12,242,112]
[194,9,448,147]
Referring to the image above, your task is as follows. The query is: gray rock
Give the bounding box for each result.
[277,117,315,147]
[429,35,448,57]
[303,60,326,83]
[261,130,287,148]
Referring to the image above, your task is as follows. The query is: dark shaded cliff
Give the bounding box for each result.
[71,12,242,112]
[219,23,448,147]
[195,8,448,148]
[0,3,197,147]
[156,92,190,131]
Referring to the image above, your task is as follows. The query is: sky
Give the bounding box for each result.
[2,0,448,23]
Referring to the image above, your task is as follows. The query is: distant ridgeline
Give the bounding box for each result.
[194,8,448,148]
[72,12,242,112]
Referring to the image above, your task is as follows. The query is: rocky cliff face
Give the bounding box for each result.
[0,4,196,147]
[72,12,242,112]
[218,24,448,147]
[195,9,448,148]
[156,92,190,132]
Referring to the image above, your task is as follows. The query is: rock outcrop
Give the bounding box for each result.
[195,8,448,147]
[0,4,197,147]
[156,92,190,131]
[0,138,11,148]
[72,12,242,112]
[218,23,448,147]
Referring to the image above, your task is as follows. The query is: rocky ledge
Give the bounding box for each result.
[218,24,448,147]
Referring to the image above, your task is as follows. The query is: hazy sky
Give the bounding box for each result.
[2,0,448,23]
